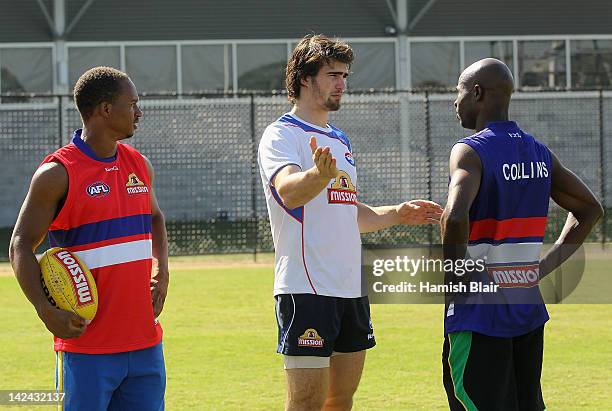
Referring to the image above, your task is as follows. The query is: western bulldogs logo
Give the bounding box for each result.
[345,152,355,166]
[86,181,110,198]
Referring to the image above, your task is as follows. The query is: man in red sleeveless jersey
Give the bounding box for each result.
[9,67,169,411]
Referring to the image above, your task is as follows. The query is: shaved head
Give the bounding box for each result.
[454,58,514,131]
[459,58,514,97]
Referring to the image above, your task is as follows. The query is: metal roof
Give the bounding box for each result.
[0,0,611,43]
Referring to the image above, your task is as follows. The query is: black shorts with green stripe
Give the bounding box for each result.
[442,326,545,411]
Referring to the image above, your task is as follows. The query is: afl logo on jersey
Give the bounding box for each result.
[345,152,355,166]
[86,181,110,198]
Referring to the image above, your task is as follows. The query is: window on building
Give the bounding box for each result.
[410,42,460,90]
[1,48,53,95]
[182,44,233,93]
[518,40,566,88]
[571,40,612,89]
[464,41,513,72]
[349,42,396,89]
[126,46,177,94]
[237,44,286,91]
[68,46,121,89]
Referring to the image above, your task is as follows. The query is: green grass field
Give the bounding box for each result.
[1,256,611,410]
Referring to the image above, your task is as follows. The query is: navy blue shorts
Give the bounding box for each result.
[57,342,165,411]
[275,294,376,357]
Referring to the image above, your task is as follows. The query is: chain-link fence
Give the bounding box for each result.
[0,90,609,260]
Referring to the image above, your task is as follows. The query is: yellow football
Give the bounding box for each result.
[39,248,98,321]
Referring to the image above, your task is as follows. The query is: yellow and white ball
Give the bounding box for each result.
[39,248,98,321]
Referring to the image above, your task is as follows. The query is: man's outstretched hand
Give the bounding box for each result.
[396,200,443,225]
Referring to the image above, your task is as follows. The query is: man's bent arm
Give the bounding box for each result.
[539,151,603,277]
[10,163,67,314]
[441,144,482,281]
[273,137,339,210]
[273,164,332,209]
[144,156,170,317]
[9,162,86,338]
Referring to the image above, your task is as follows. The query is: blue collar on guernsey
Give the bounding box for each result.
[485,120,519,130]
[279,114,352,152]
[72,129,117,163]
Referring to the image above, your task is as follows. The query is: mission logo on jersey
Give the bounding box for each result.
[327,170,357,205]
[126,173,149,195]
[486,263,540,288]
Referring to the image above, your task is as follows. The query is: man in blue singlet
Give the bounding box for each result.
[441,58,603,410]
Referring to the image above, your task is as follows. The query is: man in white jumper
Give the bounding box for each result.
[258,34,443,411]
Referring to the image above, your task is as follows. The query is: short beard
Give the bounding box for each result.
[313,78,341,112]
[324,98,340,111]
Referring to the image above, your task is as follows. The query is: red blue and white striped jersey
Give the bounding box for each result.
[444,121,551,337]
[43,129,162,353]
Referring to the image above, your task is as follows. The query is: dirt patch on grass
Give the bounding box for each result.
[0,264,13,277]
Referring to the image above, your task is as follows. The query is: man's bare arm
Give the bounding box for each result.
[357,200,442,233]
[273,137,338,209]
[143,156,170,317]
[539,151,603,277]
[9,162,87,338]
[441,144,482,279]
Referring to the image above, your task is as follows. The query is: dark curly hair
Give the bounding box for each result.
[73,67,129,120]
[286,34,354,104]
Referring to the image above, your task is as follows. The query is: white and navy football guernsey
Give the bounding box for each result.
[258,113,362,298]
[445,121,551,338]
